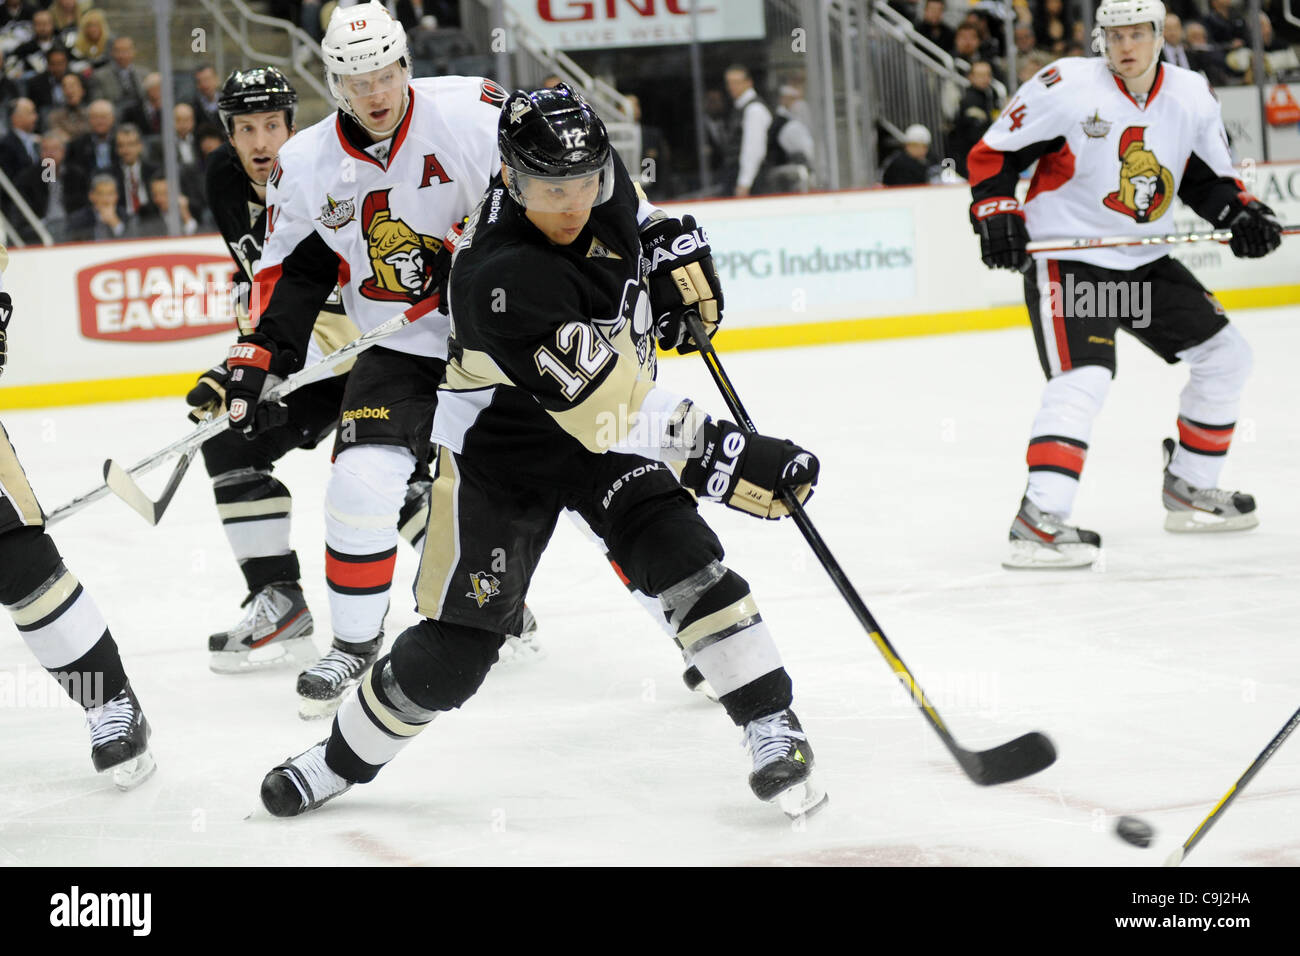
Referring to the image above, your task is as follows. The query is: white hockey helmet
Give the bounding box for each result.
[1091,0,1167,57]
[321,1,410,133]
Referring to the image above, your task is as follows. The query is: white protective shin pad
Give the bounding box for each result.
[325,444,414,642]
[1171,325,1252,490]
[1025,365,1112,517]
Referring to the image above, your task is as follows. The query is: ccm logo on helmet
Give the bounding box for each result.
[705,430,747,498]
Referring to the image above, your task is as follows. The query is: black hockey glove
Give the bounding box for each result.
[640,213,724,353]
[0,292,10,379]
[186,361,231,423]
[680,419,819,520]
[224,335,292,437]
[970,197,1032,273]
[1226,197,1282,259]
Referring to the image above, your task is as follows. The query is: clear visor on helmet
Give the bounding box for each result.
[333,62,408,101]
[504,155,616,213]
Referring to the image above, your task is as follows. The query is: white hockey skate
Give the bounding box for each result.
[1003,496,1101,570]
[296,634,381,720]
[1162,438,1259,533]
[209,583,318,674]
[260,740,352,817]
[86,681,156,791]
[744,709,828,819]
[496,604,544,665]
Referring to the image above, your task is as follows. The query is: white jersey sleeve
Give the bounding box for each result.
[1176,76,1246,225]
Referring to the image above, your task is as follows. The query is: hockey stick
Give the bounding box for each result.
[46,297,441,527]
[1026,224,1299,254]
[683,311,1057,786]
[1164,702,1300,867]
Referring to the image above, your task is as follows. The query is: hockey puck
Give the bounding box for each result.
[1115,815,1155,848]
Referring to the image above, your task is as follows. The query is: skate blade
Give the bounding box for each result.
[774,775,829,820]
[1002,539,1097,570]
[496,633,546,667]
[210,635,320,675]
[106,751,157,791]
[1164,510,1259,533]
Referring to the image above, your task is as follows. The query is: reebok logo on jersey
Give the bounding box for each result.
[341,406,391,421]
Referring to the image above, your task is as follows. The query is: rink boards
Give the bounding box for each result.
[1,161,1298,409]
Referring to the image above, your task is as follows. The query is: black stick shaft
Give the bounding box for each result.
[685,313,966,754]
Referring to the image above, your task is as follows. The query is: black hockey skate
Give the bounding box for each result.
[296,634,382,720]
[260,740,352,817]
[86,681,156,791]
[1161,438,1259,532]
[209,582,317,674]
[744,709,827,819]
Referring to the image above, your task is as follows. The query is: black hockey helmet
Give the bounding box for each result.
[498,83,615,212]
[218,67,299,133]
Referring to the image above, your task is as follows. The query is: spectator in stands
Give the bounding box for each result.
[49,0,88,48]
[93,37,146,120]
[949,60,999,178]
[0,50,20,104]
[70,9,111,74]
[961,11,1003,61]
[47,72,89,139]
[700,87,730,188]
[138,175,199,237]
[1034,0,1069,55]
[1205,0,1248,51]
[542,74,563,89]
[1269,0,1300,46]
[1162,14,1191,69]
[66,172,133,240]
[1186,21,1231,86]
[191,65,222,130]
[68,97,115,173]
[11,129,88,241]
[722,63,772,197]
[130,72,165,138]
[0,97,39,180]
[1226,13,1291,82]
[111,123,155,223]
[13,9,57,75]
[195,123,226,172]
[1014,24,1038,59]
[881,123,932,186]
[171,102,199,166]
[299,0,326,42]
[27,44,71,112]
[0,0,35,31]
[764,84,815,192]
[917,0,956,55]
[953,24,984,73]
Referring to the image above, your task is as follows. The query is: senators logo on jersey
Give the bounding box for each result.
[358,188,444,303]
[1103,127,1174,223]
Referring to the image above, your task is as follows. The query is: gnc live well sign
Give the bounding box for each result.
[508,0,765,50]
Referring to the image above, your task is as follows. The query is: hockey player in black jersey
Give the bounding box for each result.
[260,85,826,820]
[191,67,437,686]
[0,274,155,790]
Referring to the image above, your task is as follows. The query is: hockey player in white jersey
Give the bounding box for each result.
[967,0,1284,569]
[220,2,531,717]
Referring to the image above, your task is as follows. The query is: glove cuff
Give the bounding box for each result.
[970,196,1023,226]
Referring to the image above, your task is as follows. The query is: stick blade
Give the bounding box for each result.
[958,731,1057,786]
[103,451,194,526]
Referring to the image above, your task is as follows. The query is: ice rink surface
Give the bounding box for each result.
[1,306,1297,868]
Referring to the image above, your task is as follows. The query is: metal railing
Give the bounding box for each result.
[0,167,55,247]
[458,0,640,172]
[194,0,330,106]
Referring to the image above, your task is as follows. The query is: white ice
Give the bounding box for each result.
[2,306,1298,866]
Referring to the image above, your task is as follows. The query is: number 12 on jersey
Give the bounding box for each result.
[533,321,614,399]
